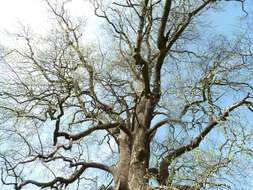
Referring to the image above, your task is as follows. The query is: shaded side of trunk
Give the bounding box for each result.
[128,127,150,190]
[128,97,153,190]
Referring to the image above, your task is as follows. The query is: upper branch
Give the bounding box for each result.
[157,0,172,50]
[153,0,214,101]
[136,0,149,52]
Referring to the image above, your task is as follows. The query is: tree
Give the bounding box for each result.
[0,0,253,189]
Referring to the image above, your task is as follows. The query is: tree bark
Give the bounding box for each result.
[128,127,150,190]
[117,132,131,190]
[128,97,153,190]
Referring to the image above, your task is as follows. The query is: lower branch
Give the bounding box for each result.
[16,161,116,190]
[17,165,86,189]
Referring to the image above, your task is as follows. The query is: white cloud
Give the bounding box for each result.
[0,0,99,46]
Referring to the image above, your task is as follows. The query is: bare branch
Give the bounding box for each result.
[158,93,251,185]
[57,122,131,141]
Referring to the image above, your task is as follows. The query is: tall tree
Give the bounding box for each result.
[0,0,253,190]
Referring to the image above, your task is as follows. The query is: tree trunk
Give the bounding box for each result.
[117,132,131,190]
[128,97,153,190]
[128,127,150,190]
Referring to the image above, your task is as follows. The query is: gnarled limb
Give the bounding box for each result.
[16,161,116,190]
[157,93,251,185]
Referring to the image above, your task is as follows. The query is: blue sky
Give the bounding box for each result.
[0,1,253,190]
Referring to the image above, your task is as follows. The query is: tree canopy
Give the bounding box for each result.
[0,0,253,190]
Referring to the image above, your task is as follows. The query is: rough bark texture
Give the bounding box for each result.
[0,0,252,190]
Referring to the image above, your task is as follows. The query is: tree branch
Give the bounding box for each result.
[157,0,172,50]
[16,161,115,190]
[70,161,116,174]
[57,122,131,141]
[153,0,214,102]
[147,118,185,136]
[158,93,250,185]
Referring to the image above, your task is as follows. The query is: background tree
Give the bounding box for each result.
[0,0,253,190]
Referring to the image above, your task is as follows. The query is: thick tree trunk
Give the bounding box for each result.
[128,127,150,190]
[117,132,131,190]
[128,97,153,190]
[115,95,154,190]
[116,128,150,190]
